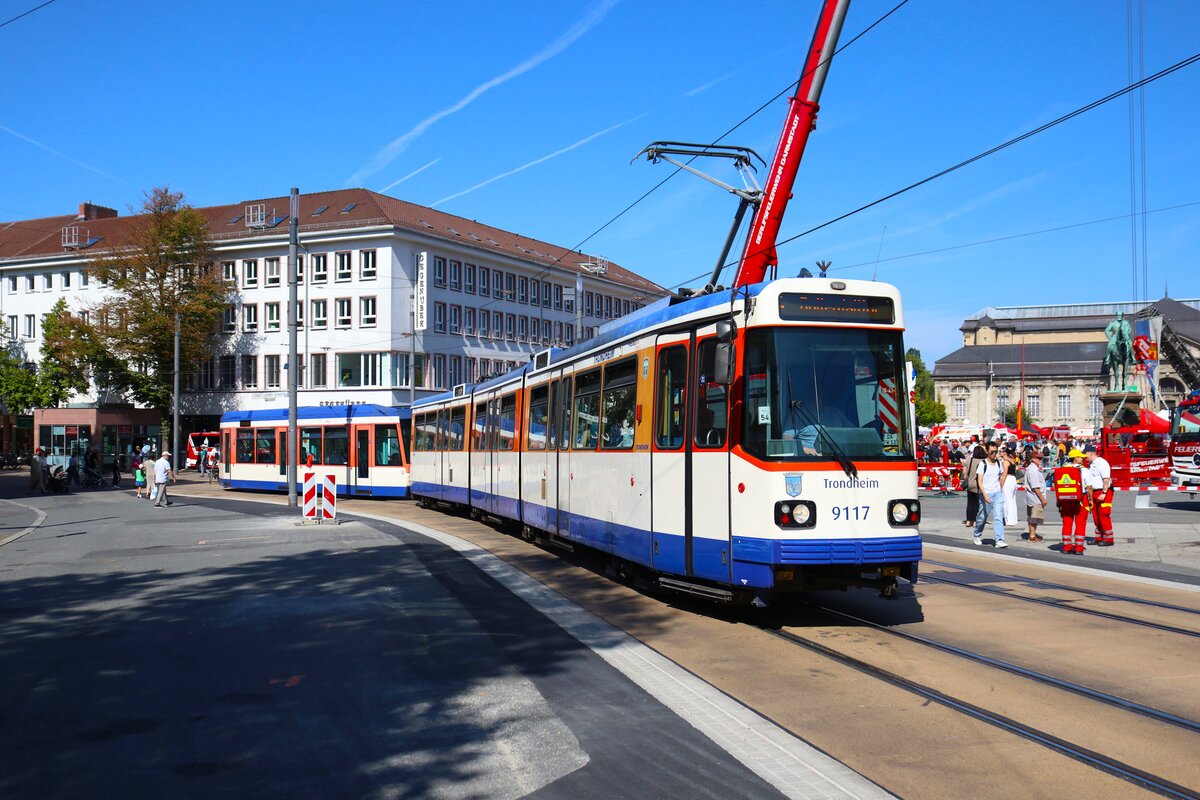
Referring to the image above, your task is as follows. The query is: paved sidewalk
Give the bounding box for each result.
[918,489,1200,582]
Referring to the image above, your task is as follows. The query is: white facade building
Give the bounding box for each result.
[0,190,666,430]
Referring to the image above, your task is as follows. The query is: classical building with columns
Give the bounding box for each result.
[932,297,1200,432]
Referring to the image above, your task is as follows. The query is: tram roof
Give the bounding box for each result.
[220,404,410,424]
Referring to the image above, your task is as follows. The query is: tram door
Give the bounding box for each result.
[690,329,732,583]
[277,431,288,482]
[354,427,371,494]
[651,335,690,574]
[555,375,572,540]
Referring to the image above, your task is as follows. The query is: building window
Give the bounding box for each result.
[434,302,446,333]
[464,308,476,336]
[585,292,594,316]
[337,353,383,387]
[265,302,281,332]
[243,259,258,288]
[6,275,15,293]
[450,356,462,387]
[505,273,516,301]
[295,300,304,328]
[554,285,563,310]
[81,270,88,288]
[449,305,461,334]
[360,249,377,279]
[242,304,259,332]
[622,299,631,316]
[492,311,503,340]
[478,310,488,338]
[334,252,352,281]
[518,276,528,304]
[23,314,35,338]
[1089,385,1102,419]
[464,263,476,293]
[996,385,1010,415]
[219,355,236,389]
[265,257,281,287]
[6,314,17,336]
[449,260,461,290]
[62,270,71,289]
[43,273,52,290]
[1057,387,1071,418]
[543,319,552,344]
[335,298,352,328]
[222,261,236,286]
[478,267,490,296]
[564,290,575,314]
[505,314,515,341]
[564,326,575,346]
[241,355,257,388]
[361,296,377,327]
[543,282,551,307]
[198,359,215,390]
[222,305,237,333]
[265,355,281,388]
[604,296,613,318]
[311,353,327,387]
[312,299,327,329]
[434,257,446,287]
[295,255,304,284]
[951,386,968,419]
[530,279,540,306]
[312,254,328,283]
[1026,388,1040,419]
[518,316,528,342]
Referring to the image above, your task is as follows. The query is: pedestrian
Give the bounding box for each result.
[1001,444,1020,528]
[111,453,122,488]
[28,447,47,494]
[133,457,147,499]
[198,442,208,473]
[973,441,1008,548]
[1054,448,1089,554]
[1024,449,1048,543]
[152,449,176,508]
[1056,439,1067,467]
[1084,444,1115,546]
[67,450,81,487]
[963,443,985,527]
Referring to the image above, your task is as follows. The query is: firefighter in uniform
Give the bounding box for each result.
[1053,449,1090,555]
[1083,444,1115,546]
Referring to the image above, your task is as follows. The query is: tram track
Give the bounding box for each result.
[922,558,1200,616]
[921,573,1200,639]
[764,625,1200,800]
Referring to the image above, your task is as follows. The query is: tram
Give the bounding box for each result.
[219,404,411,497]
[411,0,920,601]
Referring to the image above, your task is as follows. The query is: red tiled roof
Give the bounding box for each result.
[0,188,665,295]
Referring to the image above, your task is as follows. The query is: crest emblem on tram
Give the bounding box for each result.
[784,473,803,497]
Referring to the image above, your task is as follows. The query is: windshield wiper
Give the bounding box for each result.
[785,371,857,478]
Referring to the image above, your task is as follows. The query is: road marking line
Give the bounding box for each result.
[924,542,1200,593]
[0,498,47,548]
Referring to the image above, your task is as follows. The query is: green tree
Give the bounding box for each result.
[37,299,92,407]
[905,347,946,426]
[0,325,43,414]
[84,187,224,418]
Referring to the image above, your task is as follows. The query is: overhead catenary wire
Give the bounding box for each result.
[668,48,1200,291]
[0,0,55,31]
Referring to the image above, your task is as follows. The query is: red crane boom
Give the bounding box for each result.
[732,0,851,288]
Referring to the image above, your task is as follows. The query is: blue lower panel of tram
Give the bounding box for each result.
[223,478,409,498]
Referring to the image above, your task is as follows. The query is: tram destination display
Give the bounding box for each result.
[778,293,895,324]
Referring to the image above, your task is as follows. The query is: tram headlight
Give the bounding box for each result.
[774,500,816,528]
[888,499,921,527]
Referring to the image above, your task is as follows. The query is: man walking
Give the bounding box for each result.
[974,442,1008,548]
[1084,444,1115,546]
[153,449,176,508]
[1024,449,1048,543]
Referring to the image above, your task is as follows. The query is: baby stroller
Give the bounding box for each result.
[45,464,71,494]
[81,465,104,488]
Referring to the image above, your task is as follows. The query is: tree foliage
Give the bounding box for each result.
[84,187,224,414]
[905,348,946,426]
[37,298,92,407]
[0,327,42,415]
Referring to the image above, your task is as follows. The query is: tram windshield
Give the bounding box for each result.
[742,327,913,461]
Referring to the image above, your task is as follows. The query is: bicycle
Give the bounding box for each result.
[207,462,219,483]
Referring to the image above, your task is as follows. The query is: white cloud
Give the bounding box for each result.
[347,0,620,184]
[0,123,120,182]
[430,115,644,207]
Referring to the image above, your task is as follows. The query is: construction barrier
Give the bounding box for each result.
[302,472,337,520]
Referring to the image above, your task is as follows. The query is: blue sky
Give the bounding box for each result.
[2,0,1197,362]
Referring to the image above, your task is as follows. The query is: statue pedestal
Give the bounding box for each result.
[1101,390,1141,429]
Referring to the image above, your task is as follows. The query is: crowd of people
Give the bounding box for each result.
[25,442,187,509]
[918,434,1114,555]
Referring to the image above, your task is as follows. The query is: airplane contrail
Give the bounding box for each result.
[0,123,120,182]
[347,0,619,184]
[380,158,442,193]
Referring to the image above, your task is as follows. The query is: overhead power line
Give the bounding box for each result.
[0,0,56,30]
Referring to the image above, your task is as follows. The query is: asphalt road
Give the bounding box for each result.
[0,480,789,800]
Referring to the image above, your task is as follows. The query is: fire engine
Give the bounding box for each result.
[1169,393,1200,491]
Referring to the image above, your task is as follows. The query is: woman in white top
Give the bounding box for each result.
[1001,447,1020,527]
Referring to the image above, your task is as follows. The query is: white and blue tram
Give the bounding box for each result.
[219,404,412,498]
[411,278,921,601]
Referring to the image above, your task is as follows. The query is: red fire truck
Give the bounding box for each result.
[1169,394,1200,491]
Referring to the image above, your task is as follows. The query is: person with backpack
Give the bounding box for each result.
[973,441,1008,548]
[962,443,985,527]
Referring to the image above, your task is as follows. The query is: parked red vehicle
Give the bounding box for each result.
[185,431,221,471]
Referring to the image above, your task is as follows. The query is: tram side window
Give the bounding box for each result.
[436,410,447,452]
[602,358,636,450]
[324,426,349,464]
[547,381,558,450]
[375,424,402,466]
[448,407,466,451]
[695,339,728,448]
[656,346,688,449]
[415,414,435,452]
[301,427,323,463]
[255,429,277,464]
[528,385,549,451]
[573,369,601,450]
[498,394,517,451]
[472,403,487,450]
[559,377,572,450]
[236,429,255,463]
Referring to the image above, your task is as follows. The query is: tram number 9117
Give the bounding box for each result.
[831,505,870,521]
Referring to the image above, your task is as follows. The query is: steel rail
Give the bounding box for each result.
[923,574,1200,638]
[766,627,1200,800]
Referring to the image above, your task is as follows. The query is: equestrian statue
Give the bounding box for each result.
[1104,311,1134,391]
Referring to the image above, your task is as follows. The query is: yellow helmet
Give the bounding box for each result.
[1068,448,1085,459]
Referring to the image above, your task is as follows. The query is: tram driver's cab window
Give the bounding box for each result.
[573,370,601,449]
[695,340,728,448]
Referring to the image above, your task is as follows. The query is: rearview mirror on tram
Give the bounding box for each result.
[713,341,735,386]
